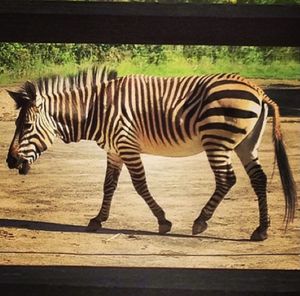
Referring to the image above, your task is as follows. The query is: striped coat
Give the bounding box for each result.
[7,67,297,241]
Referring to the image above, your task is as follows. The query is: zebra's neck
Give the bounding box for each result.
[46,84,110,144]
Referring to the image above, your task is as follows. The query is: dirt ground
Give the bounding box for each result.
[0,82,299,270]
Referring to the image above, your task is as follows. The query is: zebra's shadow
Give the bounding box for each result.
[0,218,249,242]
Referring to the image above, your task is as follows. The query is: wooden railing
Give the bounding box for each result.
[0,1,300,46]
[0,2,300,295]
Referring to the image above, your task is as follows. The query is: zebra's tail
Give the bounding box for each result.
[263,95,297,228]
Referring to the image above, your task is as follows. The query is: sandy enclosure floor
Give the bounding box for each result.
[0,85,299,269]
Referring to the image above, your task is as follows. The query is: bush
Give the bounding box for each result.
[0,43,299,84]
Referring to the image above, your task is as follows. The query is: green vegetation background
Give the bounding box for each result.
[0,0,299,83]
[0,44,299,84]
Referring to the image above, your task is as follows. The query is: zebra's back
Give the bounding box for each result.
[112,73,265,157]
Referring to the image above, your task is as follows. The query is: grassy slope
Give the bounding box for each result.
[1,55,299,86]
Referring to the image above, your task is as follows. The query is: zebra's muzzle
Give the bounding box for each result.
[18,160,30,175]
[6,153,30,175]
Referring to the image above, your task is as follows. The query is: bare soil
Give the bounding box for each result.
[0,83,299,269]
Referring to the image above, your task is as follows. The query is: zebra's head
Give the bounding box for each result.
[6,81,56,175]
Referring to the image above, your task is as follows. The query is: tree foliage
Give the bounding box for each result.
[0,43,298,76]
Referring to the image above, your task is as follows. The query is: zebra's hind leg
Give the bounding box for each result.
[235,103,269,241]
[193,150,236,235]
[246,160,269,241]
[122,153,172,234]
[235,149,269,241]
[86,153,123,232]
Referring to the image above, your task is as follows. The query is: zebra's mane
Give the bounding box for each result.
[16,66,118,109]
[36,66,118,98]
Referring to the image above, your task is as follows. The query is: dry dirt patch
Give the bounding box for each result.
[0,84,299,269]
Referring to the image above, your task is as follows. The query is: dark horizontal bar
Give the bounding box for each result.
[1,266,300,295]
[0,1,300,46]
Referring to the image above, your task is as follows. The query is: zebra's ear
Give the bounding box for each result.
[24,81,36,102]
[7,90,29,109]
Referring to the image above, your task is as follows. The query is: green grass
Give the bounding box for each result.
[117,54,300,80]
[1,54,299,86]
[0,61,93,85]
[116,54,198,77]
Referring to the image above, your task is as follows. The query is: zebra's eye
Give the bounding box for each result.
[23,122,33,129]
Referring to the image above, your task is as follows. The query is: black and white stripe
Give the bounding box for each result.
[7,67,297,240]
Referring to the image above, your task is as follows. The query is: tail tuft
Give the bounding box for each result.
[274,136,297,227]
[262,94,297,228]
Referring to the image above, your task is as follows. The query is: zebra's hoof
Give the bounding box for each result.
[192,220,208,235]
[250,227,268,241]
[86,218,102,232]
[159,220,172,234]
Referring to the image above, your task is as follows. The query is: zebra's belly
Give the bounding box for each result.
[140,137,204,157]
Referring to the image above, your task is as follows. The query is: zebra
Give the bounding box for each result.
[6,66,297,241]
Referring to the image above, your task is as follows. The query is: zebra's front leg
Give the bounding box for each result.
[193,151,236,235]
[86,153,123,232]
[123,153,172,234]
